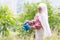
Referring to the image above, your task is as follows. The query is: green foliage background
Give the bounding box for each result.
[0,6,16,36]
[0,2,60,40]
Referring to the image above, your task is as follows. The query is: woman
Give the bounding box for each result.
[26,3,52,40]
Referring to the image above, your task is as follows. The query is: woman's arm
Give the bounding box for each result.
[30,24,42,30]
[26,20,35,26]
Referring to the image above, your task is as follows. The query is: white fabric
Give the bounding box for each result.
[35,28,44,40]
[35,3,52,40]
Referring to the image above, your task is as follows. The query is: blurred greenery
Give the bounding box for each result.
[0,2,60,40]
[0,6,16,36]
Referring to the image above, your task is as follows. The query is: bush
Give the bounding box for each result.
[0,6,16,36]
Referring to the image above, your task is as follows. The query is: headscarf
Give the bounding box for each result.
[37,3,52,37]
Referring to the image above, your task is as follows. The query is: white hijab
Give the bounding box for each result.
[37,3,52,37]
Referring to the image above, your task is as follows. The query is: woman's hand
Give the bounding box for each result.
[25,20,34,26]
[35,26,41,30]
[30,25,42,30]
[30,26,41,30]
[30,26,36,30]
[25,20,29,23]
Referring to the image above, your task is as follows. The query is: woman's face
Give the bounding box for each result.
[38,7,42,13]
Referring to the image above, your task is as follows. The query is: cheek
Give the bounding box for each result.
[40,9,42,11]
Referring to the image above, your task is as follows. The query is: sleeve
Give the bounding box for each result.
[34,17,42,29]
[27,20,35,26]
[27,15,37,26]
